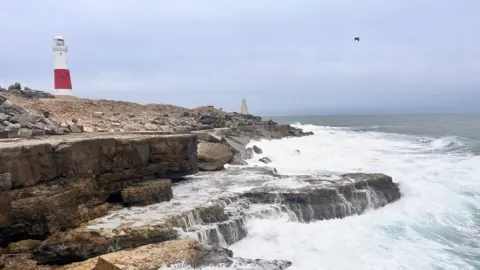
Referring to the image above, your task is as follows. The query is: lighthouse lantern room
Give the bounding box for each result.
[52,36,73,96]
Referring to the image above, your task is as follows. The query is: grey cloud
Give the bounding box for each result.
[1,0,479,115]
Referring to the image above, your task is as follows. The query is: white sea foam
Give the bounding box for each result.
[223,124,480,270]
[151,123,480,269]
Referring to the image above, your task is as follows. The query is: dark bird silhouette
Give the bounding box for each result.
[354,37,360,42]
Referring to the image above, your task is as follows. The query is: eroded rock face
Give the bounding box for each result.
[197,141,234,171]
[0,133,198,248]
[121,179,173,206]
[60,240,229,269]
[31,200,233,264]
[0,134,197,189]
[0,173,12,228]
[32,171,401,265]
[6,239,42,254]
[57,239,292,270]
[243,173,401,222]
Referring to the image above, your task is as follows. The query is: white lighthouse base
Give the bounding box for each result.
[54,89,73,96]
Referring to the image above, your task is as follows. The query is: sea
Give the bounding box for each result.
[170,113,480,270]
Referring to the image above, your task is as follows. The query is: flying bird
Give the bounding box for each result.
[354,37,360,42]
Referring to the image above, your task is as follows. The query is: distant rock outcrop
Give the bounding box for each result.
[2,83,55,99]
[0,95,61,138]
[0,85,80,138]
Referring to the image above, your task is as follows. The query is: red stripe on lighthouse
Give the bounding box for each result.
[54,69,72,90]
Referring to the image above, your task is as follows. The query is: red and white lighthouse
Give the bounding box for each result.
[52,36,72,96]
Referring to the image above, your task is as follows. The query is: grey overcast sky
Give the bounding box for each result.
[0,0,479,115]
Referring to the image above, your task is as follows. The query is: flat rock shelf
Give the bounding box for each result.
[32,167,401,266]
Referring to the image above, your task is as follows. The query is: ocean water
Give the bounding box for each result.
[168,113,480,270]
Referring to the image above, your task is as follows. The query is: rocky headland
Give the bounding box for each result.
[0,84,402,269]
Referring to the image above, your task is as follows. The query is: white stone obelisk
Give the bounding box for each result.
[240,98,249,114]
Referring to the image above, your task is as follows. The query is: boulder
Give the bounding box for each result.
[120,179,173,206]
[7,239,42,254]
[197,141,234,171]
[252,145,263,154]
[0,100,25,114]
[68,124,84,133]
[143,123,157,130]
[231,153,248,165]
[18,128,33,137]
[9,114,43,126]
[259,157,272,164]
[0,113,9,121]
[9,82,22,91]
[4,123,21,131]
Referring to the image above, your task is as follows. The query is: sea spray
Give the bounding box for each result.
[229,123,480,270]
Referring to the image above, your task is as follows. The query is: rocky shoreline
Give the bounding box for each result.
[0,86,402,269]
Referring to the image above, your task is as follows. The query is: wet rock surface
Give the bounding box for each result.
[0,134,402,269]
[51,239,292,270]
[120,179,173,206]
[28,168,401,266]
[258,157,272,164]
[226,258,293,270]
[243,173,401,222]
[197,141,235,171]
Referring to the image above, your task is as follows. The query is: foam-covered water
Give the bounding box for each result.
[225,123,480,270]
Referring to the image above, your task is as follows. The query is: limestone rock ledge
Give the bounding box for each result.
[27,171,400,265]
[0,133,198,247]
[243,173,402,222]
[58,239,292,270]
[0,239,292,270]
